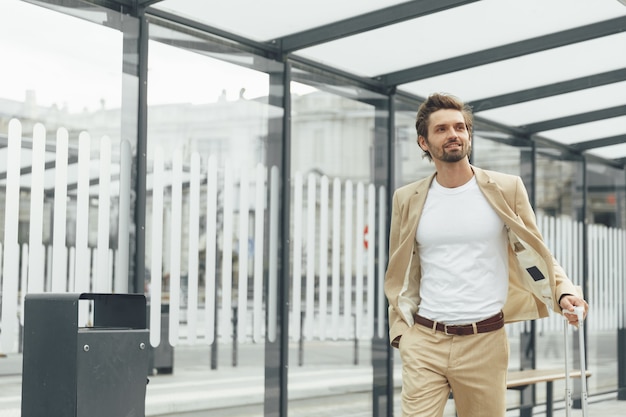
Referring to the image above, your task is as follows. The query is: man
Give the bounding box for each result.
[384,93,588,417]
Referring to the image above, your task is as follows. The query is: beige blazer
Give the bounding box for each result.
[384,166,579,347]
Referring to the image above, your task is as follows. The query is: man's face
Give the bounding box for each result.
[419,109,471,163]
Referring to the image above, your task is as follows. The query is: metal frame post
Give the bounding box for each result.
[264,60,291,417]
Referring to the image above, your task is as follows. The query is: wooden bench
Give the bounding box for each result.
[507,368,592,417]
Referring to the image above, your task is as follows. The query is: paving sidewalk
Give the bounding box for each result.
[1,346,624,417]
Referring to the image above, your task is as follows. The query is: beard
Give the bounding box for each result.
[435,141,471,162]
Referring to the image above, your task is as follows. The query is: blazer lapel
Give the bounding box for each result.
[474,166,545,247]
[474,167,518,225]
[401,173,434,243]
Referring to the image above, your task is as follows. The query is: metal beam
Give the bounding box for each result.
[137,0,163,7]
[290,55,388,93]
[470,68,626,112]
[38,0,135,9]
[265,62,292,417]
[134,11,149,294]
[146,7,280,58]
[277,0,479,53]
[378,16,626,86]
[570,134,626,151]
[524,105,626,133]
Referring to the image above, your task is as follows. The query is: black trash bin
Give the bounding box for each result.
[21,293,150,417]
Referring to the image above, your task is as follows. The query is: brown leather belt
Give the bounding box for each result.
[414,311,504,336]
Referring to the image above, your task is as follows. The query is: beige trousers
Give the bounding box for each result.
[398,323,509,417]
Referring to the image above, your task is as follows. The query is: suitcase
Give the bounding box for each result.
[563,306,588,416]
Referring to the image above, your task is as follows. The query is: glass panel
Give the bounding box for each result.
[288,72,386,415]
[1,1,123,115]
[477,81,626,127]
[392,99,435,189]
[0,0,132,354]
[399,32,626,102]
[540,116,626,145]
[152,0,408,42]
[535,146,585,220]
[144,17,282,416]
[472,133,528,387]
[533,145,586,406]
[587,163,625,228]
[584,162,624,396]
[472,132,530,177]
[300,0,626,78]
[587,143,626,161]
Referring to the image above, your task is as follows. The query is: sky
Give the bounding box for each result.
[0,0,313,114]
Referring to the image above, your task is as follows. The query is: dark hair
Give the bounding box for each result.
[415,93,473,160]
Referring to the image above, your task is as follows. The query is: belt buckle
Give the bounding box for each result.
[444,324,452,336]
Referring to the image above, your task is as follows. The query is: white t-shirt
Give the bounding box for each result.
[416,176,508,324]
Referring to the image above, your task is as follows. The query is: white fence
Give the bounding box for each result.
[506,213,626,337]
[1,120,130,353]
[147,149,388,347]
[1,119,625,355]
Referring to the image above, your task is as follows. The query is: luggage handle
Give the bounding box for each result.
[564,306,588,416]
